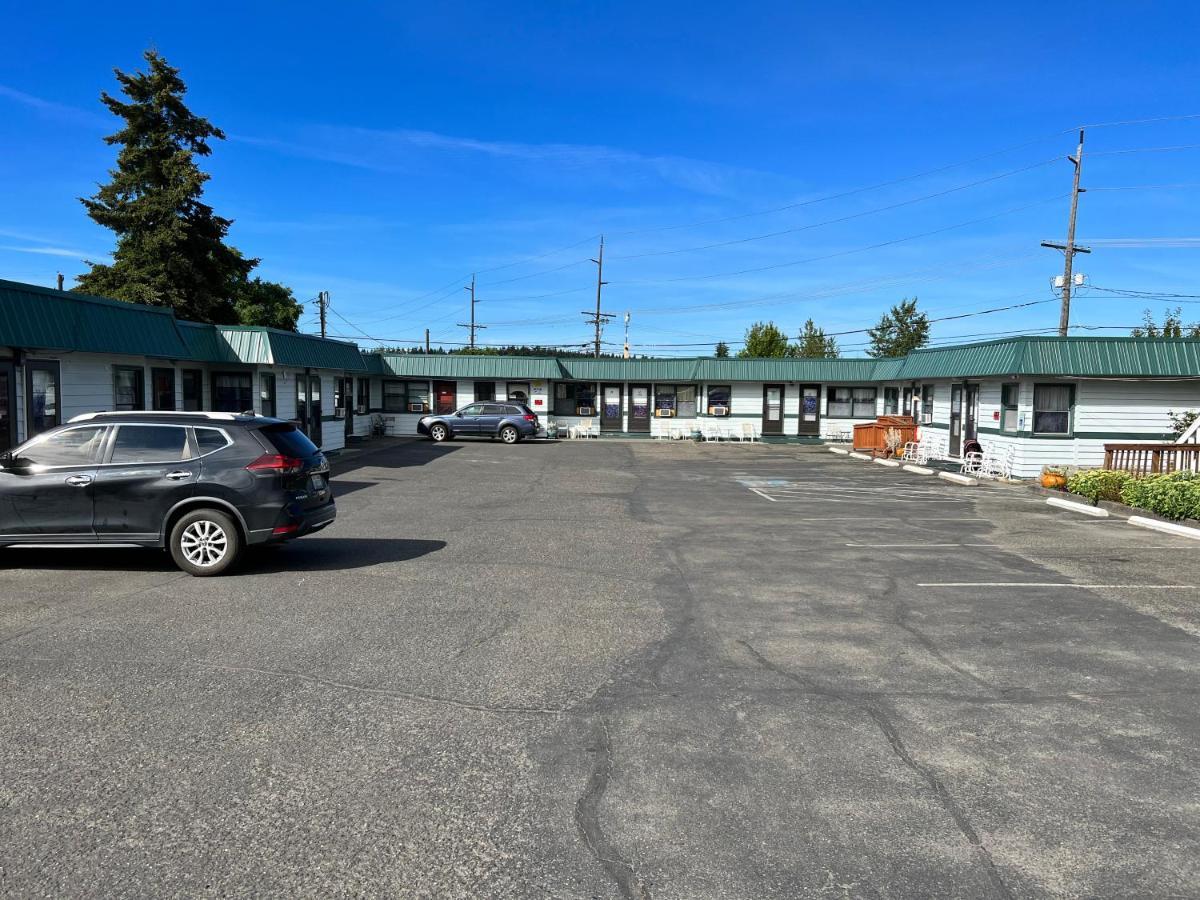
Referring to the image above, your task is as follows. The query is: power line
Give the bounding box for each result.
[615,194,1067,285]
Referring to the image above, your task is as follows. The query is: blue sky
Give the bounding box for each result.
[2,1,1199,355]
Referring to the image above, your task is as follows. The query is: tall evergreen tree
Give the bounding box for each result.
[76,50,253,323]
[866,297,930,358]
[738,321,792,358]
[714,341,731,358]
[794,318,838,358]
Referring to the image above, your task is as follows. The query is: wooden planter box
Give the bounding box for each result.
[853,416,917,454]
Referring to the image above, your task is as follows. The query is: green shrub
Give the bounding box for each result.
[1120,471,1200,521]
[1066,469,1133,503]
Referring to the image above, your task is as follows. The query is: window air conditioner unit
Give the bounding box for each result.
[709,406,729,417]
[576,406,594,416]
[334,407,346,418]
[656,408,675,418]
[408,402,425,413]
[356,404,367,415]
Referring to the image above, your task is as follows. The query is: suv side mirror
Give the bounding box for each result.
[0,451,27,470]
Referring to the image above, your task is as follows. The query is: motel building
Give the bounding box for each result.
[2,277,1199,478]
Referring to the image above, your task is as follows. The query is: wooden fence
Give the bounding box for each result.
[853,416,917,454]
[1103,443,1200,476]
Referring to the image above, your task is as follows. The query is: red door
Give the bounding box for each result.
[433,381,457,415]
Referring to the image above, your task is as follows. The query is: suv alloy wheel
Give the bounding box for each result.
[169,508,242,577]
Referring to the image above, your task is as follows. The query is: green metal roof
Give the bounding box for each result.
[178,322,240,364]
[557,357,703,381]
[0,278,196,359]
[696,357,882,382]
[217,327,366,370]
[891,336,1200,380]
[373,354,562,380]
[5,279,1200,381]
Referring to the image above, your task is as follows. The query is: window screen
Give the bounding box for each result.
[1001,384,1020,433]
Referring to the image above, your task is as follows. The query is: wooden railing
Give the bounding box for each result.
[1103,443,1200,476]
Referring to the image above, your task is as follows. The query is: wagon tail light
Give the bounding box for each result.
[246,453,304,475]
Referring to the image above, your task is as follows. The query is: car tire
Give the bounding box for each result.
[499,425,519,444]
[430,423,450,442]
[169,509,241,577]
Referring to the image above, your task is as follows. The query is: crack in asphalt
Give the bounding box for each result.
[738,640,1015,900]
[574,721,650,900]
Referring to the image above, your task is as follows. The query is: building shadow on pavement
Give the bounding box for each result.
[1,538,446,575]
[331,442,460,477]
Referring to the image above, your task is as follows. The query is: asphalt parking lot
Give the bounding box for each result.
[3,438,1199,898]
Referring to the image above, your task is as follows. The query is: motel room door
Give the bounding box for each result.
[0,361,14,452]
[762,384,784,435]
[964,383,980,445]
[600,383,623,432]
[949,383,963,456]
[628,384,651,433]
[798,384,820,436]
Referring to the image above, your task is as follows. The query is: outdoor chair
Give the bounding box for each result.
[981,445,1015,480]
[703,423,723,441]
[961,450,985,476]
[740,422,759,442]
[572,418,598,439]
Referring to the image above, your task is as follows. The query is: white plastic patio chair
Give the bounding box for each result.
[572,418,598,439]
[982,445,1015,480]
[961,450,985,476]
[740,422,759,442]
[703,423,722,441]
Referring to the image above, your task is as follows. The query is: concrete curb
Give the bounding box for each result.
[874,458,901,467]
[938,471,978,486]
[849,452,872,461]
[903,464,934,475]
[1046,496,1110,518]
[828,447,850,456]
[1128,516,1200,540]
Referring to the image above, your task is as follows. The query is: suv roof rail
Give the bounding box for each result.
[68,411,242,423]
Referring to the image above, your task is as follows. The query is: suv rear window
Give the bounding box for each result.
[258,423,320,457]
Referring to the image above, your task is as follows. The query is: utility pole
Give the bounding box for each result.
[313,291,330,338]
[56,272,64,291]
[457,273,485,349]
[425,328,430,353]
[1042,129,1090,336]
[582,235,614,358]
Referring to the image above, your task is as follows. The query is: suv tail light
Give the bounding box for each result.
[523,414,536,422]
[246,453,304,475]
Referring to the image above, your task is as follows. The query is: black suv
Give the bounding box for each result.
[417,402,540,443]
[0,412,335,576]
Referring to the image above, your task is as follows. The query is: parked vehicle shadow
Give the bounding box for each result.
[239,537,445,573]
[0,538,445,575]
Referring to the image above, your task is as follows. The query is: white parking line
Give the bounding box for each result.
[749,488,777,502]
[917,582,1195,589]
[846,543,994,548]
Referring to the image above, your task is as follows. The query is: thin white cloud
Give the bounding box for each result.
[0,244,104,259]
[0,85,108,128]
[232,125,784,198]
